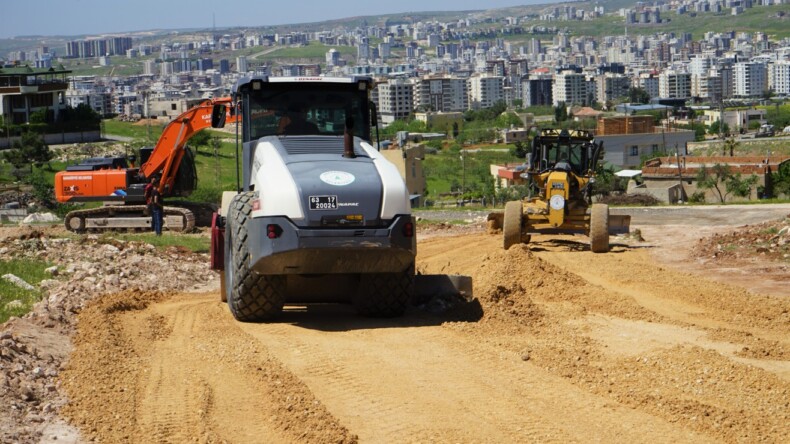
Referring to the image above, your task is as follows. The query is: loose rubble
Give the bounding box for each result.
[692,215,790,262]
[0,227,218,443]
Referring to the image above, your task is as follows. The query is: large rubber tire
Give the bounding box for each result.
[589,203,610,253]
[354,264,414,318]
[503,201,523,250]
[226,192,285,321]
[219,271,227,302]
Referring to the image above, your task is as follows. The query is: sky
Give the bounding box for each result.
[1,0,559,39]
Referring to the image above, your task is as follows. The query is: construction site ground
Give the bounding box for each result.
[1,204,789,443]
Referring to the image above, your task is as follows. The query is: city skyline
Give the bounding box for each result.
[1,0,560,39]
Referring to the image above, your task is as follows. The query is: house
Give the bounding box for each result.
[381,144,427,207]
[636,156,790,203]
[490,163,529,188]
[595,115,695,168]
[0,65,71,125]
[701,109,766,132]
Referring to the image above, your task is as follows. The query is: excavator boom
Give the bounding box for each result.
[55,97,235,232]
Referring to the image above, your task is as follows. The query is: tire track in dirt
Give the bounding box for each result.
[418,232,790,443]
[240,306,713,443]
[60,291,355,443]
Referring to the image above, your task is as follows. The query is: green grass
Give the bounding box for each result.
[255,42,357,61]
[0,258,53,323]
[534,5,790,40]
[424,146,522,198]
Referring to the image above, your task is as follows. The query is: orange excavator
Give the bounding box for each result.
[55,97,235,232]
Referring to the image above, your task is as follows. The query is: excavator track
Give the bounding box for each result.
[64,205,195,233]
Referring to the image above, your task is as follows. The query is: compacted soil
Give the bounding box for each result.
[1,204,788,443]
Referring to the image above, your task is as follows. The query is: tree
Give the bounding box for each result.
[3,131,52,173]
[554,102,568,122]
[709,120,729,137]
[190,130,212,155]
[695,163,758,203]
[628,87,651,104]
[510,140,528,158]
[722,135,739,157]
[771,161,790,197]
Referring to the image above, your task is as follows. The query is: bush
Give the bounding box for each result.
[688,191,707,203]
[599,194,660,206]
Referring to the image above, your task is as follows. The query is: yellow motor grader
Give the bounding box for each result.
[488,128,630,253]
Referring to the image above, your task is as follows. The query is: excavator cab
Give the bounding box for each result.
[211,103,228,129]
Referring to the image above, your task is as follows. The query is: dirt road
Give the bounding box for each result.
[58,206,790,443]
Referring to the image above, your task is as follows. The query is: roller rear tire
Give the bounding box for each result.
[354,264,414,318]
[226,192,285,322]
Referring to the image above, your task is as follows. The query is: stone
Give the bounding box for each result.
[2,274,35,291]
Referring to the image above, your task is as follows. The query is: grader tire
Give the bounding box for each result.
[503,201,523,250]
[226,192,285,322]
[354,264,414,318]
[590,203,610,253]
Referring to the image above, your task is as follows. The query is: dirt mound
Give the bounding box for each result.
[692,215,790,263]
[0,229,218,443]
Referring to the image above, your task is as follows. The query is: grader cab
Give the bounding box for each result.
[488,128,630,253]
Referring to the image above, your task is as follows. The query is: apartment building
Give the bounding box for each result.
[553,71,588,106]
[521,75,553,106]
[596,73,630,105]
[468,75,504,110]
[414,76,468,112]
[768,60,790,95]
[659,71,692,99]
[377,78,415,124]
[734,61,767,97]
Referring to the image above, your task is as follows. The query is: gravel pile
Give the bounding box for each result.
[0,229,218,443]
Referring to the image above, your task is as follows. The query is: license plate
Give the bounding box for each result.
[309,195,337,210]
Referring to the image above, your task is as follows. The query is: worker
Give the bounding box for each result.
[278,104,319,135]
[148,176,164,236]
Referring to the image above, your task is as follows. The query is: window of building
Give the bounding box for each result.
[171,103,178,111]
[651,144,659,153]
[629,146,639,156]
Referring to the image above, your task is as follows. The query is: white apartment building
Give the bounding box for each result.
[414,76,468,112]
[659,71,691,99]
[553,71,588,106]
[689,56,712,76]
[236,56,248,73]
[691,72,723,100]
[468,75,504,110]
[377,78,415,124]
[325,48,340,67]
[734,61,767,97]
[143,60,157,76]
[768,60,790,95]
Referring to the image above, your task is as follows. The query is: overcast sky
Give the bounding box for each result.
[1,0,560,39]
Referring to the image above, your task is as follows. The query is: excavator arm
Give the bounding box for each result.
[140,97,235,195]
